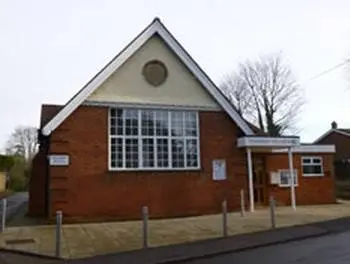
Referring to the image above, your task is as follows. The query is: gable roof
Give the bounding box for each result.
[41,18,254,136]
[314,128,350,143]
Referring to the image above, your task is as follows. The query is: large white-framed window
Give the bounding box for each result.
[109,108,200,170]
[278,169,298,187]
[302,156,324,176]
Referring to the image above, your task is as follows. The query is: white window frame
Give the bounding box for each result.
[302,156,324,177]
[278,169,298,187]
[108,108,200,171]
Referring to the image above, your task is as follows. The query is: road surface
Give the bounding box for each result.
[1,192,28,221]
[183,230,350,264]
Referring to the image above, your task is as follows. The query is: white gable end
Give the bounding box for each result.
[87,36,220,109]
[42,18,253,136]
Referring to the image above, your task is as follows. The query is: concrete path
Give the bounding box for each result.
[1,202,350,259]
[1,192,28,222]
[1,217,350,263]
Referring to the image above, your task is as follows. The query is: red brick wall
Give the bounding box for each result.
[48,106,249,220]
[266,153,336,205]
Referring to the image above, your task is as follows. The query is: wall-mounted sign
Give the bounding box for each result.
[49,155,70,166]
[270,172,280,184]
[212,159,226,181]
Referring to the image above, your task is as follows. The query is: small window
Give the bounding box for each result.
[278,170,298,187]
[302,157,324,176]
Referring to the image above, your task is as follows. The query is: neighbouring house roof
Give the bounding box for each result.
[314,128,350,143]
[41,18,254,136]
[40,104,63,128]
[338,128,350,134]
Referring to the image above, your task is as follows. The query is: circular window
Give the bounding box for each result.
[142,60,168,86]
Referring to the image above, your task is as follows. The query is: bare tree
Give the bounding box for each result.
[220,54,303,136]
[5,126,38,161]
[221,73,251,116]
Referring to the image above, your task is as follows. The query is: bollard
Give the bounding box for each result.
[240,189,245,217]
[55,211,62,257]
[222,200,228,237]
[269,196,276,229]
[1,199,7,232]
[142,206,149,248]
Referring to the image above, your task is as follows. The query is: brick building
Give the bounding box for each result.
[29,18,336,221]
[314,121,350,180]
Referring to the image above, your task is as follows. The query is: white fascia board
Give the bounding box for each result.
[42,19,253,136]
[237,136,300,148]
[272,145,336,153]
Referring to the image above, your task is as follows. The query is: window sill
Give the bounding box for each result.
[302,174,324,177]
[278,184,299,188]
[108,167,202,172]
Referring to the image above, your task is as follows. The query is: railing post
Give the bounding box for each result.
[240,189,245,217]
[142,206,149,248]
[55,211,62,257]
[222,200,228,237]
[269,196,276,229]
[1,199,7,232]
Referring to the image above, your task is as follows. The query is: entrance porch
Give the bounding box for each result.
[238,136,300,212]
[238,136,336,212]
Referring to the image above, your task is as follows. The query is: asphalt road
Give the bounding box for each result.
[1,192,28,221]
[183,230,350,264]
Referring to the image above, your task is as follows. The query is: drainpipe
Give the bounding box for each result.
[247,147,254,212]
[288,147,296,210]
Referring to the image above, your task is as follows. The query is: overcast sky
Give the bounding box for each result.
[1,0,350,150]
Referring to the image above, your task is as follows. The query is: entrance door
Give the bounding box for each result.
[253,156,267,205]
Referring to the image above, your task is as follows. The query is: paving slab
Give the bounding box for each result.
[1,216,350,264]
[2,202,350,259]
